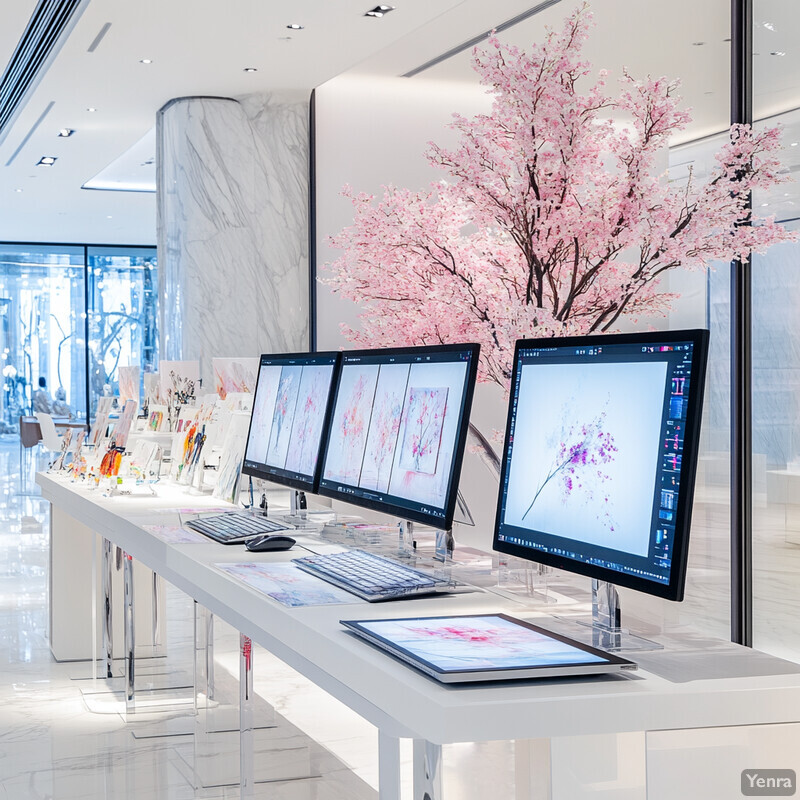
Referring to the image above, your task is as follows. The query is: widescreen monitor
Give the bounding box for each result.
[493,329,709,601]
[317,343,480,529]
[242,351,341,492]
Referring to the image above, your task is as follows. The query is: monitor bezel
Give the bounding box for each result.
[317,342,480,530]
[492,329,709,602]
[241,350,342,493]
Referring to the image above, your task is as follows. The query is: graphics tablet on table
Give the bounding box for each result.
[340,613,637,683]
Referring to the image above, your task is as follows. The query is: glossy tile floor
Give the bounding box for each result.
[5,434,800,799]
[0,437,516,799]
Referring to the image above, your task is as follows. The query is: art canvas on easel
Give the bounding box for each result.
[213,411,251,504]
[212,357,258,400]
[118,366,140,410]
[147,405,167,432]
[159,361,200,410]
[113,399,137,449]
[144,372,161,407]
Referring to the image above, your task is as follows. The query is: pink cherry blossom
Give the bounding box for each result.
[324,3,795,388]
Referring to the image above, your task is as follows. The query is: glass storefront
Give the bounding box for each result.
[0,243,157,428]
[87,247,158,419]
[752,2,800,659]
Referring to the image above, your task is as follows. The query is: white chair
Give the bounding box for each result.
[35,412,63,453]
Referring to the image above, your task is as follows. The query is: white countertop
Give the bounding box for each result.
[38,471,800,745]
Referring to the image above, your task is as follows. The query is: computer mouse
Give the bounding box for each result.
[245,534,297,552]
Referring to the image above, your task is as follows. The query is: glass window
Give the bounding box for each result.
[0,243,158,432]
[752,3,800,660]
[86,247,158,419]
[0,244,87,427]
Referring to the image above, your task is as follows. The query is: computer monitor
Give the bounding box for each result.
[493,329,709,602]
[242,351,341,492]
[317,343,480,529]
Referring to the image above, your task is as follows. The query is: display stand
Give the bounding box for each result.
[103,537,114,678]
[567,580,662,652]
[399,519,415,557]
[286,489,307,522]
[192,604,313,795]
[240,634,255,800]
[124,551,135,707]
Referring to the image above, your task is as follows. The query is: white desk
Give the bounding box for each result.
[38,472,800,800]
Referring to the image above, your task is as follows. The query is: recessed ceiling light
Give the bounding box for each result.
[243,67,258,72]
[770,51,786,56]
[58,128,74,137]
[37,156,57,166]
[86,107,97,112]
[761,202,769,207]
[792,142,799,147]
[14,188,23,193]
[106,215,113,219]
[286,23,304,30]
[139,58,153,64]
[763,22,775,31]
[365,5,395,17]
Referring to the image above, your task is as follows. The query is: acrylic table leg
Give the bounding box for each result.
[91,531,97,687]
[206,612,215,701]
[151,571,160,656]
[379,731,402,800]
[240,633,255,799]
[192,602,211,790]
[193,604,216,711]
[124,552,135,711]
[413,739,443,800]
[102,537,113,678]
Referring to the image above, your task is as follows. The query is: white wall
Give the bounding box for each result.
[314,75,504,545]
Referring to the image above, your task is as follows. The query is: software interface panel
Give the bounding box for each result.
[495,336,705,590]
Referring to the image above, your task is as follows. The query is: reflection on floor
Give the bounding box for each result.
[0,436,515,799]
[5,433,800,799]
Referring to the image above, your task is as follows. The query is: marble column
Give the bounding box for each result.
[156,93,309,384]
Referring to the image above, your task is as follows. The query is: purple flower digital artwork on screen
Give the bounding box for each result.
[522,407,618,529]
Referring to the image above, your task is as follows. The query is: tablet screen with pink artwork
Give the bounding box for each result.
[340,614,636,683]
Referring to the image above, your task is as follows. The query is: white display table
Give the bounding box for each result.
[38,472,800,800]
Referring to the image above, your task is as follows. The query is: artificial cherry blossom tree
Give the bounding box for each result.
[325,3,793,388]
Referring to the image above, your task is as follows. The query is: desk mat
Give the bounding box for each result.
[214,562,356,607]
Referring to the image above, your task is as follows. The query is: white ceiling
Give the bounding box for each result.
[1,0,799,245]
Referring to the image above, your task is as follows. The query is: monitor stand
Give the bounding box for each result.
[567,580,663,653]
[283,490,308,525]
[398,520,415,557]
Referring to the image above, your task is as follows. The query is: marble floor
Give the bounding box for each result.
[0,437,517,800]
[4,434,800,799]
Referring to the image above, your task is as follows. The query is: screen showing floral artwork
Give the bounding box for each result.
[502,361,666,557]
[494,333,708,594]
[319,345,479,528]
[348,615,609,673]
[241,353,340,491]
